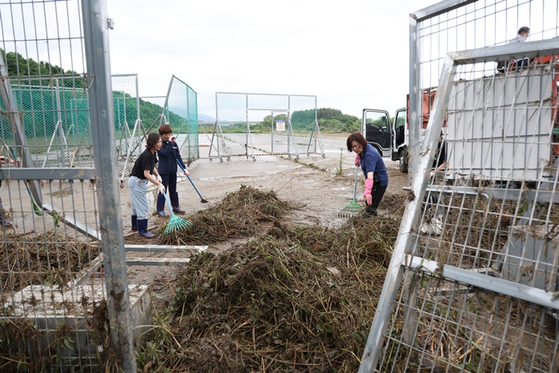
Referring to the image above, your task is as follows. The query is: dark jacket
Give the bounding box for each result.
[157,140,184,174]
[360,144,389,186]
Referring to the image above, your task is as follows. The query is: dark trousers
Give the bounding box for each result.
[367,182,387,213]
[156,173,180,211]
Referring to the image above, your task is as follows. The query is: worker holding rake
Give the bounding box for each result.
[156,124,188,217]
[128,133,165,239]
[346,132,389,217]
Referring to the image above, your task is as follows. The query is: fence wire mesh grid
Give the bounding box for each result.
[361,1,559,372]
[212,92,324,160]
[164,75,199,163]
[0,0,169,370]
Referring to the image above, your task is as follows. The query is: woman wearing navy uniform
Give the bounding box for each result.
[156,124,189,217]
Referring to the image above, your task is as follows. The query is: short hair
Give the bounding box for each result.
[346,132,368,152]
[145,133,161,150]
[158,124,173,135]
[518,26,530,35]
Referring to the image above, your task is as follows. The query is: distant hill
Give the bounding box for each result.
[198,113,215,122]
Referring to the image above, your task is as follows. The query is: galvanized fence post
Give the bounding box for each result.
[81,0,136,371]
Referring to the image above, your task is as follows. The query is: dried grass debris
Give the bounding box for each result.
[143,213,402,372]
[159,185,291,245]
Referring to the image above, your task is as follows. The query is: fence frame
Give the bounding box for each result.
[211,92,325,161]
[359,1,559,370]
[81,0,136,370]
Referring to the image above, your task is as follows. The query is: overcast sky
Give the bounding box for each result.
[106,0,438,119]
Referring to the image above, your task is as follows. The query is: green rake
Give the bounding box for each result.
[161,192,192,235]
[338,166,366,218]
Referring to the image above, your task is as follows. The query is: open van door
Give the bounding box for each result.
[361,109,392,157]
[392,107,407,173]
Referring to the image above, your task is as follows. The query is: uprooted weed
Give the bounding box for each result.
[158,185,290,245]
[139,215,402,372]
[0,232,101,294]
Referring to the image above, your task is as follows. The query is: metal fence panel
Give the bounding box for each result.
[212,92,324,161]
[361,1,559,372]
[0,0,139,370]
[164,75,199,163]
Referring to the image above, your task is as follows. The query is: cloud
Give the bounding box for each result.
[108,0,436,118]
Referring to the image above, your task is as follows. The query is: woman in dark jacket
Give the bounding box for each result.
[347,132,389,217]
[156,124,189,217]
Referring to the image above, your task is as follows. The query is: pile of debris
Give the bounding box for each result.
[158,185,292,245]
[0,231,101,292]
[139,185,402,372]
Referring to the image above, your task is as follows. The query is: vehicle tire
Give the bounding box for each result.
[399,149,408,173]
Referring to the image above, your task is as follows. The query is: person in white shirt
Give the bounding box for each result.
[497,26,531,72]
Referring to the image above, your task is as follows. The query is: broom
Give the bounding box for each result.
[338,166,365,218]
[160,191,192,235]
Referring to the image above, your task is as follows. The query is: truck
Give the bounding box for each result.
[362,87,436,174]
[363,58,559,180]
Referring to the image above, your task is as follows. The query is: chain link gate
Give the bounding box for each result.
[360,1,559,372]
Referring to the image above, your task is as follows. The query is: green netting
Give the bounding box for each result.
[0,75,143,173]
[164,75,199,162]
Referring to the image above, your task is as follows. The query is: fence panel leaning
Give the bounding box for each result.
[360,1,559,372]
[0,1,140,371]
[163,75,199,164]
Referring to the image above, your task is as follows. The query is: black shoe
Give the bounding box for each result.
[157,211,169,218]
[173,207,185,215]
[360,208,377,218]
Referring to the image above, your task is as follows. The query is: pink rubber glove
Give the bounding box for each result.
[170,136,176,142]
[363,178,373,205]
[354,154,360,166]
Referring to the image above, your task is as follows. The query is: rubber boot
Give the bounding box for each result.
[156,193,167,217]
[131,215,137,231]
[137,219,155,239]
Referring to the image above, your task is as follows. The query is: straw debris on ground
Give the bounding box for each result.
[0,232,102,294]
[158,185,291,245]
[138,185,403,372]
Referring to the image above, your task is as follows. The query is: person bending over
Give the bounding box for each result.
[347,132,389,217]
[128,133,165,238]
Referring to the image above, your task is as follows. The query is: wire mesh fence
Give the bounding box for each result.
[211,92,324,161]
[360,1,559,372]
[0,0,144,370]
[164,75,199,163]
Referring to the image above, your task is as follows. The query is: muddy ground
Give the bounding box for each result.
[123,133,409,291]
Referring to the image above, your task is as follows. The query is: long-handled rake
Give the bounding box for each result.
[161,191,192,235]
[338,166,365,218]
[176,160,208,203]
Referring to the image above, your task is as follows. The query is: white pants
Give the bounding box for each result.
[128,176,149,220]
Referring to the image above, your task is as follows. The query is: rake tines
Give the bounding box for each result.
[338,166,365,218]
[338,200,366,218]
[164,214,192,235]
[161,191,192,235]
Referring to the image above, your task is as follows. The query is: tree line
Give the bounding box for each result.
[1,50,359,135]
